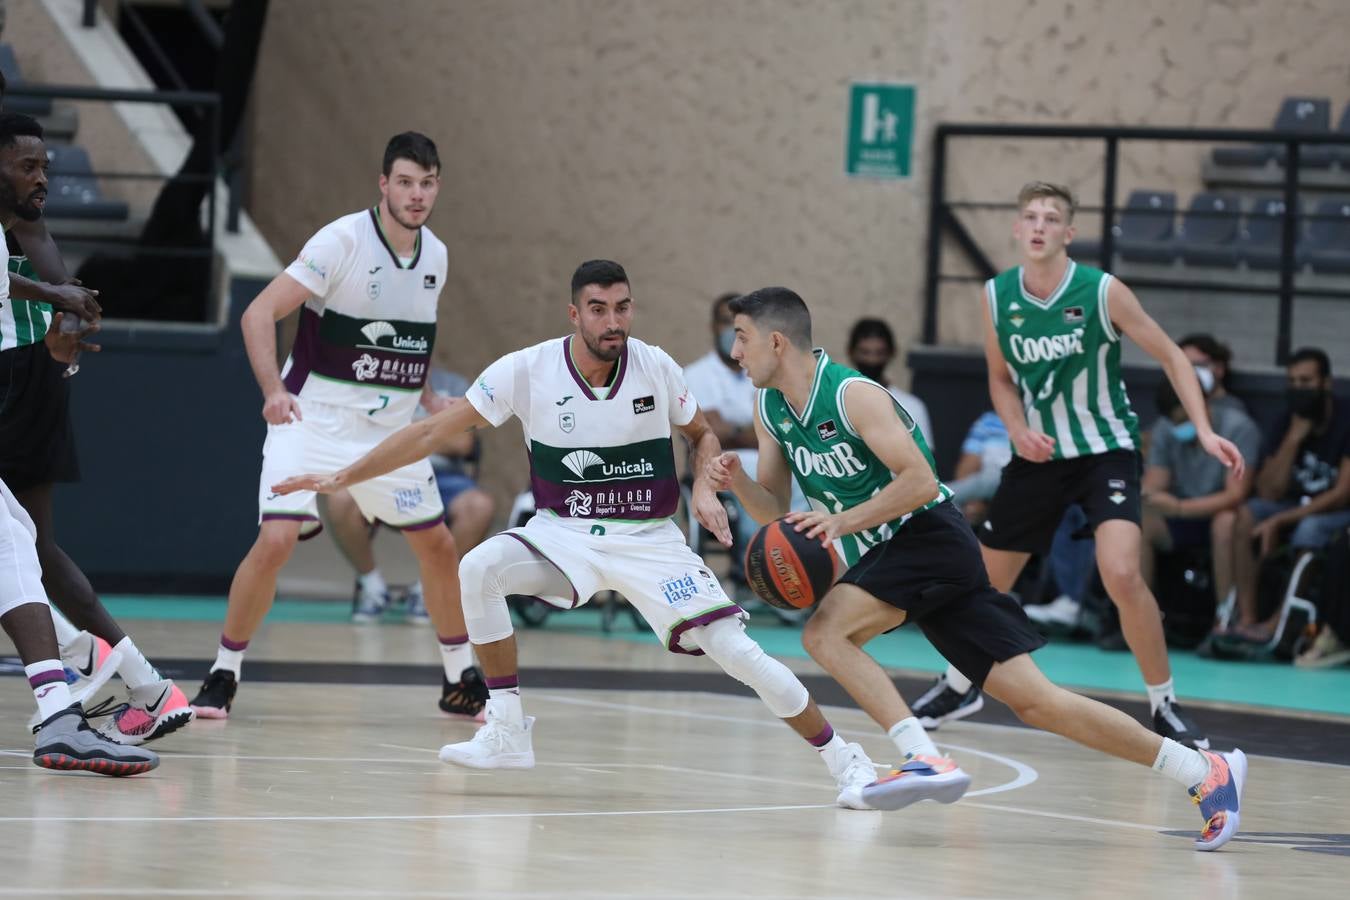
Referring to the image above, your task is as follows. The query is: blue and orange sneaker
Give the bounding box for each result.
[1189,748,1247,851]
[861,753,971,811]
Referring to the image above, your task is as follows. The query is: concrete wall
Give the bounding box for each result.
[246,0,1350,506]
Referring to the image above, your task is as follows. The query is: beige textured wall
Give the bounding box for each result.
[247,0,1350,504]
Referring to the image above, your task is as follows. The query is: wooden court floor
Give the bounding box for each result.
[2,618,1348,899]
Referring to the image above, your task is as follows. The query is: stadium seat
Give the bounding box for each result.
[1114,190,1176,264]
[0,44,53,116]
[1211,97,1331,167]
[1299,198,1350,274]
[1175,193,1241,267]
[44,143,130,221]
[1302,102,1350,168]
[1234,197,1300,271]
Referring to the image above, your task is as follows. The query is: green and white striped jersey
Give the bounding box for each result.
[0,256,52,352]
[986,261,1140,460]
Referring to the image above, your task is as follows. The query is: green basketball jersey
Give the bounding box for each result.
[0,256,53,352]
[986,261,1139,460]
[756,350,952,567]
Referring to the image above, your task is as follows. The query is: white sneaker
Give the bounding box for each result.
[861,754,972,810]
[439,710,535,770]
[1024,594,1081,629]
[824,741,882,810]
[27,632,123,729]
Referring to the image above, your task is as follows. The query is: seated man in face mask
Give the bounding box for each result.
[1225,348,1350,641]
[1141,368,1260,624]
[846,318,933,452]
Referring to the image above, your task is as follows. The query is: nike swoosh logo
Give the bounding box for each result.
[145,686,170,714]
[77,644,97,678]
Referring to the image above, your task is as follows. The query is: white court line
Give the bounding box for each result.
[0,891,793,899]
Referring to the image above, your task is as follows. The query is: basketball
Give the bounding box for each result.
[743,517,839,610]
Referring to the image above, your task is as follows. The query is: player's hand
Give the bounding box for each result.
[1199,431,1245,480]
[705,451,740,491]
[421,392,454,416]
[43,312,101,364]
[263,390,303,425]
[690,482,733,547]
[785,509,840,547]
[1010,427,1056,462]
[1251,515,1286,558]
[271,473,341,496]
[45,282,102,322]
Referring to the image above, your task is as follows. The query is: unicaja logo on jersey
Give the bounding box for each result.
[561,449,655,483]
[784,440,867,479]
[1009,328,1086,364]
[358,321,430,354]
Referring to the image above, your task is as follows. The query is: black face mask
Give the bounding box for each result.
[1287,387,1327,422]
[855,363,886,382]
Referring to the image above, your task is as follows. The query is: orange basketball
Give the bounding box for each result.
[743,517,839,610]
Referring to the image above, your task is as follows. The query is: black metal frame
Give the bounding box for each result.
[924,123,1350,365]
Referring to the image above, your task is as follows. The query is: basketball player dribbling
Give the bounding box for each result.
[710,287,1246,849]
[274,260,943,811]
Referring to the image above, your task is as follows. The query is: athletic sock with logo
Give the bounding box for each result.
[28,661,72,721]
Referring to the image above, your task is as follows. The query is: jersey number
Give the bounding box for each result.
[368,394,390,416]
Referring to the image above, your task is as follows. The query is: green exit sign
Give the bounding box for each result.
[846,83,915,179]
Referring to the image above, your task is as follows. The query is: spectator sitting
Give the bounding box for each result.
[1224,347,1350,641]
[326,367,497,622]
[846,317,933,452]
[947,410,1011,524]
[1179,333,1247,417]
[1140,368,1260,625]
[683,293,760,583]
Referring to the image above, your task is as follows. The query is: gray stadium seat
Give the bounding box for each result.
[1234,197,1300,271]
[1115,190,1176,264]
[1299,198,1350,273]
[1175,193,1241,267]
[1211,97,1331,167]
[44,143,130,221]
[0,44,53,116]
[1302,103,1350,169]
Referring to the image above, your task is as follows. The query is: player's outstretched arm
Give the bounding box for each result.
[272,398,492,496]
[707,412,792,526]
[1109,279,1244,479]
[983,289,1054,462]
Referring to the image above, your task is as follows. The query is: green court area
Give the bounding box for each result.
[105,595,1350,718]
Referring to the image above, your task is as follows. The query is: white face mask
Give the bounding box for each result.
[1194,365,1215,395]
[717,327,736,358]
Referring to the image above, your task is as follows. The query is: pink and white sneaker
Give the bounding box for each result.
[861,753,972,810]
[91,679,195,745]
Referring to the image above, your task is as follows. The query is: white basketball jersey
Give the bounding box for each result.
[465,335,697,534]
[280,208,448,427]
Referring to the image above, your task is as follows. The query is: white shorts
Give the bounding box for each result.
[503,515,745,654]
[0,476,46,608]
[258,400,444,538]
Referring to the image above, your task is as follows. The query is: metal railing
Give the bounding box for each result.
[924,123,1350,364]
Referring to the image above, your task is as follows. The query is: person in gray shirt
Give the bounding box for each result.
[1140,367,1261,619]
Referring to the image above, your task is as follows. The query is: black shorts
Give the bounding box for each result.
[0,342,79,490]
[837,500,1045,687]
[979,450,1141,555]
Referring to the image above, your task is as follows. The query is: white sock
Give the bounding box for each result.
[889,716,941,760]
[487,689,524,727]
[1152,737,1211,789]
[49,610,81,649]
[438,638,474,681]
[113,637,161,689]
[1146,679,1176,716]
[358,569,387,596]
[213,644,245,678]
[27,661,73,720]
[945,666,973,694]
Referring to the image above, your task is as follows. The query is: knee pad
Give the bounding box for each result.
[694,617,809,719]
[458,539,517,644]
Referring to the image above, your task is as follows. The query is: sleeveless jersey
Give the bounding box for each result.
[0,256,51,352]
[465,335,694,535]
[757,350,952,567]
[280,208,447,427]
[986,261,1139,460]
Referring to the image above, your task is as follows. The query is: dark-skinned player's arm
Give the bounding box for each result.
[706,409,794,525]
[271,398,491,496]
[786,382,941,546]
